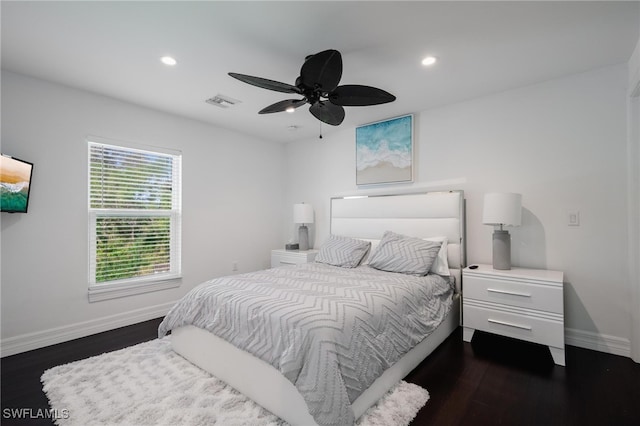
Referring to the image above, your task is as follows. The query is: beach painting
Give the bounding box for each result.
[356,114,413,185]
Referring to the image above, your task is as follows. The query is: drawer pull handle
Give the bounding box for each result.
[280,261,296,265]
[487,288,532,298]
[488,318,532,331]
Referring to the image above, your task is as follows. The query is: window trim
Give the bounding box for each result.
[87,137,182,302]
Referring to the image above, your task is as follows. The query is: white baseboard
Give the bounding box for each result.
[565,327,632,358]
[1,301,176,358]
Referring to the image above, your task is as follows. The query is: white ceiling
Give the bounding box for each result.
[2,1,639,143]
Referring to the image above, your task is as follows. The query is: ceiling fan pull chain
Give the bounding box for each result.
[319,122,323,139]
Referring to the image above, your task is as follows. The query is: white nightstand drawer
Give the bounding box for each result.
[462,264,565,365]
[271,249,318,268]
[464,274,563,314]
[463,300,564,348]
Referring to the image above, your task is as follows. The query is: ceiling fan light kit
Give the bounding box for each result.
[229,49,396,126]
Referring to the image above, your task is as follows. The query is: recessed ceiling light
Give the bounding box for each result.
[421,56,437,66]
[286,106,296,113]
[160,56,177,66]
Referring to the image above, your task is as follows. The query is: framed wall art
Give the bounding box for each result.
[355,114,413,185]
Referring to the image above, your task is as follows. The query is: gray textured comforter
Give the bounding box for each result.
[158,263,453,426]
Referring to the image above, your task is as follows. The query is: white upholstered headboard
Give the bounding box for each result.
[330,190,466,293]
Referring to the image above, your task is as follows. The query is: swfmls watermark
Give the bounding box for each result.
[2,408,70,420]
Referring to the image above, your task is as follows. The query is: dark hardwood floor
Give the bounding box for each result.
[406,329,640,426]
[1,318,163,426]
[2,320,639,425]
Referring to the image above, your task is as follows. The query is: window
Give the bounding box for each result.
[88,139,182,302]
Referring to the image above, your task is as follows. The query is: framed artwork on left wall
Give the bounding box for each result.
[355,114,413,185]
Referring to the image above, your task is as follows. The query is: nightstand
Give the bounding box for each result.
[462,264,565,366]
[271,249,318,268]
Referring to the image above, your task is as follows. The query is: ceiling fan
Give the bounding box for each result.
[228,49,396,126]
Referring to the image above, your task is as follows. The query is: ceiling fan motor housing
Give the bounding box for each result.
[229,49,395,126]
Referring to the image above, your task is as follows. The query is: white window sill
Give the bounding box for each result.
[88,276,181,302]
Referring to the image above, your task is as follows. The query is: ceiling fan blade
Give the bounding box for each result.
[299,49,342,92]
[259,99,307,114]
[309,101,345,126]
[228,72,301,94]
[329,85,396,106]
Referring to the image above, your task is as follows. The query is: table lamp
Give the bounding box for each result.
[293,203,314,251]
[482,193,522,270]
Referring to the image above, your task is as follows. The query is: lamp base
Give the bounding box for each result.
[298,225,309,251]
[492,230,511,270]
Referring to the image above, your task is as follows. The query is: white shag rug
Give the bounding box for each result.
[42,338,429,426]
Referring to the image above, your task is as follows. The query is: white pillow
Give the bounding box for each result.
[361,239,380,265]
[424,236,450,276]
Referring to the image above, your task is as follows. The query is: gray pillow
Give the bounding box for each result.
[368,231,442,276]
[315,235,371,268]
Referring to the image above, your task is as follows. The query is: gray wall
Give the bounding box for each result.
[1,71,285,354]
[284,64,634,356]
[2,62,636,359]
[627,35,640,362]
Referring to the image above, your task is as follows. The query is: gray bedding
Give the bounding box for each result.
[158,263,453,426]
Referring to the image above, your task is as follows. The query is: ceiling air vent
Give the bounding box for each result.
[205,94,241,108]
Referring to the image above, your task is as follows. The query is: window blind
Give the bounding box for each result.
[88,141,181,287]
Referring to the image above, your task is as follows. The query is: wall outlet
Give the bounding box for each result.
[232,261,238,271]
[568,210,580,226]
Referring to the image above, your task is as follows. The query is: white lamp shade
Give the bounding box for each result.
[482,193,522,226]
[293,203,314,224]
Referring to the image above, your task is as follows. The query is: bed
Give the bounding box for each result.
[159,190,465,426]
